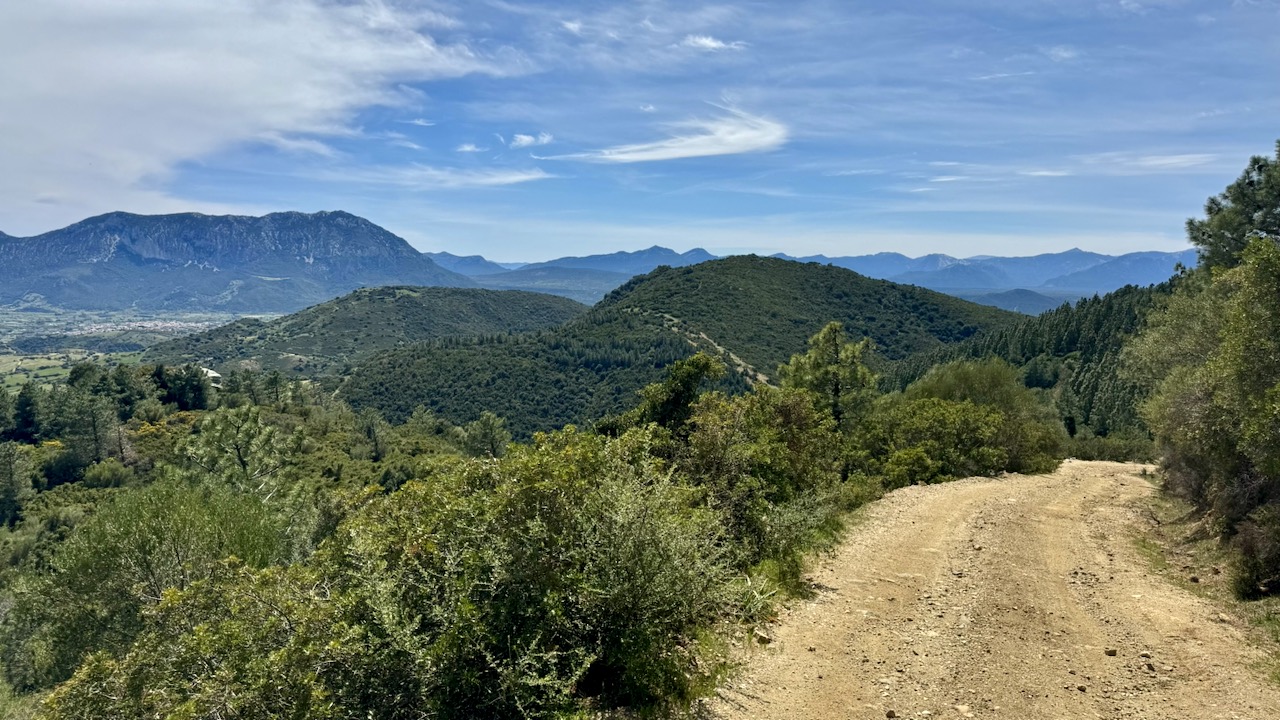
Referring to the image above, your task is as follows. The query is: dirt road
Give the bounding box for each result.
[711,460,1280,720]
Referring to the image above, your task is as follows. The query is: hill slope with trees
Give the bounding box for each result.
[142,287,587,376]
[338,257,1020,437]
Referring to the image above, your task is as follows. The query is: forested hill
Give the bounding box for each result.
[338,256,1019,436]
[142,286,587,376]
[598,256,1019,371]
[888,281,1174,438]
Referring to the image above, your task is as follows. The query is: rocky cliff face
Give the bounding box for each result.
[0,211,472,311]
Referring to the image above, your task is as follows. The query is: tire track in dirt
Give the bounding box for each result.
[710,460,1280,720]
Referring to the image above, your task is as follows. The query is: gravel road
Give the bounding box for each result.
[711,460,1280,720]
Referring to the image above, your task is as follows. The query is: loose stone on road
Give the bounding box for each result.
[711,460,1280,720]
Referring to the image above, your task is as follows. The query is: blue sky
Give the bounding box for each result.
[1,1,1276,260]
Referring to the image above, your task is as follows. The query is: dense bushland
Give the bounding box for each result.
[0,317,1066,717]
[1126,141,1280,598]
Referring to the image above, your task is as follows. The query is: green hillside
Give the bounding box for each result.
[143,286,587,375]
[887,282,1172,440]
[598,256,1018,372]
[340,257,1019,436]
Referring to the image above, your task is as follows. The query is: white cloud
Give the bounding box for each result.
[561,20,583,35]
[1078,152,1220,174]
[511,132,554,148]
[323,164,553,190]
[971,71,1036,81]
[456,143,488,153]
[1043,45,1079,62]
[1019,169,1072,177]
[640,104,657,113]
[825,169,884,177]
[0,0,522,233]
[405,118,436,127]
[929,175,967,182]
[681,34,746,51]
[556,109,788,163]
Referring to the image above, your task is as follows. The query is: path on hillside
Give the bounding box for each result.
[710,461,1280,720]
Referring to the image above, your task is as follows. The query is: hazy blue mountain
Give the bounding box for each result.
[423,251,516,276]
[768,247,1191,298]
[890,263,1015,289]
[953,289,1070,315]
[771,252,920,278]
[521,246,717,276]
[472,266,633,305]
[0,211,472,312]
[964,249,1110,286]
[1043,249,1199,293]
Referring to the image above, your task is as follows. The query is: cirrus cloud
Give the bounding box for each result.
[552,109,787,163]
[681,34,747,51]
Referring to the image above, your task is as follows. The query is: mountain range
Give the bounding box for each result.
[431,244,1197,310]
[0,211,470,312]
[1,211,1197,315]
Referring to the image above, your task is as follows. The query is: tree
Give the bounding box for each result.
[0,441,25,527]
[778,322,877,435]
[1187,140,1280,269]
[597,352,727,439]
[0,387,15,439]
[180,406,294,500]
[460,411,510,458]
[10,383,44,444]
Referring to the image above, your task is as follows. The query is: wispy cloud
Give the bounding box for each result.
[681,34,746,51]
[555,109,787,163]
[1043,45,1079,62]
[1020,169,1072,177]
[326,164,553,190]
[1079,152,1220,174]
[971,71,1036,81]
[825,169,884,177]
[258,133,338,157]
[511,132,554,148]
[455,143,487,153]
[561,20,583,35]
[404,118,436,127]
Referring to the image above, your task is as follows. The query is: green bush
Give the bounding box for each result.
[902,358,1066,474]
[862,396,1006,488]
[680,386,842,580]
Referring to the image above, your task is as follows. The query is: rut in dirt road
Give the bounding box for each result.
[711,460,1280,720]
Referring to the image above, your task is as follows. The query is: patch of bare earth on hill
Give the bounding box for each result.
[706,460,1280,720]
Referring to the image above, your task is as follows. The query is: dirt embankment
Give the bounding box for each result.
[711,460,1280,720]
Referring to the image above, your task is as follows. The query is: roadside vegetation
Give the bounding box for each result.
[0,318,1066,717]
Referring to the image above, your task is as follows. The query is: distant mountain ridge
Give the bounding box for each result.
[517,246,717,276]
[0,211,471,312]
[423,251,515,276]
[1,210,1197,315]
[436,243,1196,309]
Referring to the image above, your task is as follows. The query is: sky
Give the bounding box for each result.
[0,1,1276,261]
